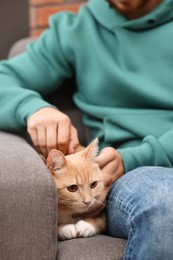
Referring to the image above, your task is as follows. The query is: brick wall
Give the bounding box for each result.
[29,0,87,36]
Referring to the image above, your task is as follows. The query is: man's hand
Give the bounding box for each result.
[96,147,124,191]
[27,107,79,157]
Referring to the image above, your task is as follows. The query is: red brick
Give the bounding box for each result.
[37,4,82,27]
[29,0,63,4]
[29,7,38,28]
[29,0,87,36]
[29,0,85,5]
[31,28,45,37]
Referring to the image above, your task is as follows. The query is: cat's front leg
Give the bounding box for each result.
[75,220,97,238]
[58,224,77,240]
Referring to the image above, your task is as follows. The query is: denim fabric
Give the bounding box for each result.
[106,166,173,260]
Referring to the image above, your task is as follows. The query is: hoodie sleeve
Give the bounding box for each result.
[118,130,173,173]
[0,13,73,132]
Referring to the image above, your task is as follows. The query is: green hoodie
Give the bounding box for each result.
[0,0,173,173]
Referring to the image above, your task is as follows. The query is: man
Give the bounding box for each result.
[0,0,173,258]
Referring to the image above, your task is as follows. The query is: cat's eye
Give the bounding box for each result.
[67,185,78,192]
[90,181,98,189]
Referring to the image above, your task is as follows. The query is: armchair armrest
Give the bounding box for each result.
[8,37,37,58]
[0,131,57,260]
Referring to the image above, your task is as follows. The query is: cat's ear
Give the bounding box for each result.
[82,138,99,161]
[47,149,67,172]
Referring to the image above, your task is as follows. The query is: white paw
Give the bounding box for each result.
[58,224,77,240]
[75,220,96,238]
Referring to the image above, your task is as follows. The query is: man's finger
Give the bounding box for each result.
[67,126,80,154]
[57,121,71,154]
[96,147,116,168]
[27,127,41,153]
[46,124,58,152]
[37,126,48,156]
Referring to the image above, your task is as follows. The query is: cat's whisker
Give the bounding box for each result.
[95,201,106,208]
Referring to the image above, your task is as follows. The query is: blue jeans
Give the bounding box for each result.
[106,166,173,260]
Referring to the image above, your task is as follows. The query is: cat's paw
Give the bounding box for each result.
[58,224,77,240]
[75,220,96,238]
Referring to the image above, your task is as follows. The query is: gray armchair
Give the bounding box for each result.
[0,38,126,260]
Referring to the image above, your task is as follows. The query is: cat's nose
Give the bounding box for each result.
[83,199,92,206]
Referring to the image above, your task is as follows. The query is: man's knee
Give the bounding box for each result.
[106,167,173,239]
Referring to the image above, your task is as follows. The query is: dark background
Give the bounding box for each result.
[0,0,29,59]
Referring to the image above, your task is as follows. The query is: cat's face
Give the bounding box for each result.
[47,139,105,214]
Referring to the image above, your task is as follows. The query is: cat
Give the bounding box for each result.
[46,138,107,241]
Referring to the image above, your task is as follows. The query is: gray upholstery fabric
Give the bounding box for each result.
[0,132,126,260]
[0,131,58,260]
[8,37,37,58]
[58,235,126,260]
[0,38,128,260]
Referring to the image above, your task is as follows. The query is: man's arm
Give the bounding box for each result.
[118,130,173,173]
[0,14,80,154]
[96,126,173,188]
[0,14,72,130]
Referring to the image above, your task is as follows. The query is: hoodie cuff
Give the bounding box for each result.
[118,136,171,173]
[16,95,55,126]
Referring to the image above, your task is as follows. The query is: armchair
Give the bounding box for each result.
[0,38,126,260]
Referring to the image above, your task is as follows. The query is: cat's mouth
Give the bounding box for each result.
[71,200,95,212]
[72,200,105,218]
[72,191,107,214]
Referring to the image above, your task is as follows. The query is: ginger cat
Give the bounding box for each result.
[47,138,107,241]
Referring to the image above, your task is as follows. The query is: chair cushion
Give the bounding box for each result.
[58,235,126,260]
